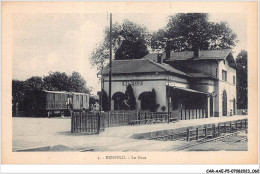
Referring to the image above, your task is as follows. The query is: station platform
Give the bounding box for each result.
[101,115,248,139]
[13,115,248,152]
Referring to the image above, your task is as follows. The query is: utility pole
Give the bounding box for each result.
[109,13,112,111]
[100,61,104,112]
[167,76,170,123]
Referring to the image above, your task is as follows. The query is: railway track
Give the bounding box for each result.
[147,119,248,151]
[174,129,247,151]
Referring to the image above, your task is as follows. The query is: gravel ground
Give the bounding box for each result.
[12,116,248,151]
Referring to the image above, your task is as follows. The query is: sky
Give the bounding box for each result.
[12,13,247,94]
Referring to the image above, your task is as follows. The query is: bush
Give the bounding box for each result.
[125,84,136,110]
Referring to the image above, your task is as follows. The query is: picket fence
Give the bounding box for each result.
[71,109,206,134]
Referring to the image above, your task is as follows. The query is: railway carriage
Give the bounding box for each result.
[39,90,90,116]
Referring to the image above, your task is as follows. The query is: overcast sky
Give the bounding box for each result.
[12,13,247,94]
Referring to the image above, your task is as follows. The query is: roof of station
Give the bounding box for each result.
[100,59,189,77]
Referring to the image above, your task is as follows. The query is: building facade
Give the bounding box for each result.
[100,49,237,118]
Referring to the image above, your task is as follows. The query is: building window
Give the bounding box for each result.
[76,95,79,101]
[222,70,227,81]
[233,76,236,84]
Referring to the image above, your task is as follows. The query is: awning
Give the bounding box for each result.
[167,85,209,95]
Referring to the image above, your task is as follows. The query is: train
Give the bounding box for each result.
[38,90,90,116]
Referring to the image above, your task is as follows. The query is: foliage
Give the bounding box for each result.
[19,76,45,115]
[161,106,166,112]
[115,40,148,60]
[89,96,97,105]
[43,71,90,93]
[90,19,149,66]
[150,88,159,112]
[43,72,69,91]
[67,72,90,93]
[151,13,238,52]
[12,80,25,104]
[12,71,91,115]
[12,80,25,114]
[236,50,248,109]
[100,89,110,111]
[124,84,136,110]
[139,88,159,112]
[90,44,109,69]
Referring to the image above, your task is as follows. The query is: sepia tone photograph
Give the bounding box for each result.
[2,1,258,165]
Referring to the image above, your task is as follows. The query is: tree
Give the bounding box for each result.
[24,76,44,91]
[151,13,238,52]
[90,44,109,69]
[101,89,110,111]
[12,80,25,115]
[236,50,247,109]
[125,84,136,110]
[150,88,159,112]
[22,76,44,115]
[67,72,90,93]
[90,19,149,66]
[12,72,91,116]
[43,72,69,91]
[43,71,91,93]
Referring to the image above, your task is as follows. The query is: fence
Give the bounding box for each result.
[180,109,206,120]
[71,109,208,133]
[71,111,105,134]
[102,110,137,127]
[71,110,176,133]
[102,111,174,127]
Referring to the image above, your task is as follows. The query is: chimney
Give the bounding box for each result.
[157,53,162,64]
[194,47,200,58]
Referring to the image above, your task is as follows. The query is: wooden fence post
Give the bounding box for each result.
[205,126,207,139]
[97,113,100,134]
[196,128,199,140]
[71,112,74,133]
[213,125,216,137]
[218,124,220,134]
[187,129,190,141]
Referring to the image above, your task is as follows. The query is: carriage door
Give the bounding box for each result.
[222,90,227,116]
[80,95,83,108]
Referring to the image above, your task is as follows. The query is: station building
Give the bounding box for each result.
[100,49,237,118]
